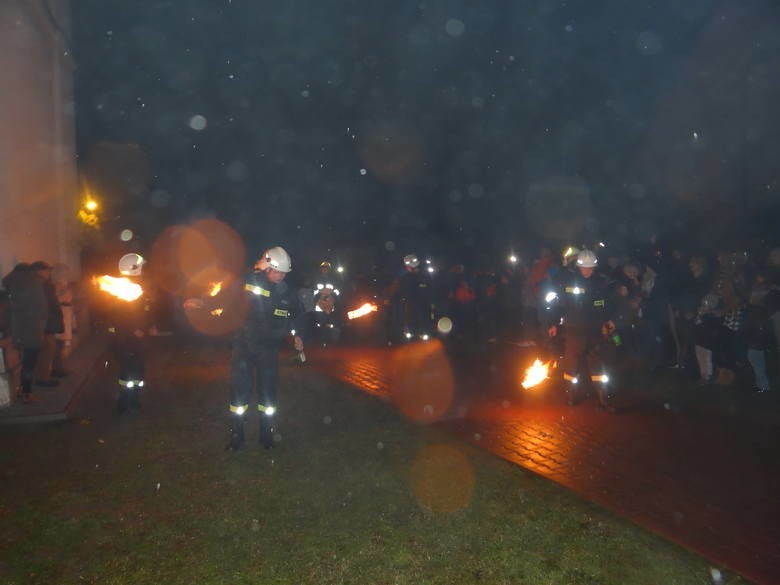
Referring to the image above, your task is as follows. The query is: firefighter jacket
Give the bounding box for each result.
[399,268,434,308]
[547,271,615,336]
[235,271,302,353]
[104,276,153,342]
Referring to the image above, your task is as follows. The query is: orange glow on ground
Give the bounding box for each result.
[391,339,454,422]
[409,443,474,513]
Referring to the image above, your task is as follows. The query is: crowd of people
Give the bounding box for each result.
[295,238,779,397]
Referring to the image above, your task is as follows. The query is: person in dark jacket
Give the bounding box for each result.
[297,288,343,348]
[3,264,47,403]
[743,271,776,392]
[547,249,618,410]
[226,246,304,450]
[30,261,64,387]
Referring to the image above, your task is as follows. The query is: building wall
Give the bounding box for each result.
[0,0,79,279]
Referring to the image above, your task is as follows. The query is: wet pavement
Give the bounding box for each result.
[309,340,780,585]
[2,334,779,584]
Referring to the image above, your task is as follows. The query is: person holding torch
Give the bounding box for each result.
[546,249,618,411]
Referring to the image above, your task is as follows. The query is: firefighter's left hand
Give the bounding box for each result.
[604,320,616,333]
[293,335,304,351]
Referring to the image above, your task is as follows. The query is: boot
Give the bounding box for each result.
[226,421,245,451]
[596,386,617,414]
[259,417,275,449]
[565,384,578,406]
[129,389,142,411]
[117,389,129,414]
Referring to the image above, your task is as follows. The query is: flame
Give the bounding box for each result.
[210,308,224,316]
[347,302,378,320]
[521,358,552,389]
[208,281,222,297]
[94,275,143,302]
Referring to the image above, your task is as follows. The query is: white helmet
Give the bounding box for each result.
[576,249,598,268]
[403,254,420,268]
[259,246,292,273]
[118,253,145,276]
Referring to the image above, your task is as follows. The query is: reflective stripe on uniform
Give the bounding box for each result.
[244,284,270,297]
[591,374,610,383]
[593,299,605,307]
[565,286,585,295]
[230,404,249,415]
[258,404,276,415]
[273,308,289,317]
[118,379,144,388]
[563,372,579,383]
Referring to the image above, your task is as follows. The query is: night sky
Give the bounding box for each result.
[71,0,780,265]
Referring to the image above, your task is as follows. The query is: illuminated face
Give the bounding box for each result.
[317,294,335,313]
[578,267,594,278]
[267,268,286,284]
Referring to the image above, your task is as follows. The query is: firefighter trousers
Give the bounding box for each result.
[229,345,279,416]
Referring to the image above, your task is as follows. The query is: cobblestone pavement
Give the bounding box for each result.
[310,341,780,585]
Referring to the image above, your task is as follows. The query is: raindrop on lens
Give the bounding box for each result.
[437,317,453,334]
[188,114,207,131]
[445,19,465,37]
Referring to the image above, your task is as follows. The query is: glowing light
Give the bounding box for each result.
[347,302,378,320]
[545,291,558,303]
[508,255,518,263]
[120,229,134,242]
[521,358,552,389]
[85,199,98,211]
[208,281,222,297]
[437,317,453,334]
[210,308,224,316]
[336,266,344,273]
[94,275,143,302]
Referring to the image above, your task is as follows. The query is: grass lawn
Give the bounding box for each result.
[0,340,747,584]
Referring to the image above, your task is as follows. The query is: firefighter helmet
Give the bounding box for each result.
[403,254,420,268]
[118,253,145,276]
[259,246,292,273]
[576,249,598,268]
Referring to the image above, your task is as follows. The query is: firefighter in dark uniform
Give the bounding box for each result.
[547,249,618,410]
[105,253,154,413]
[395,253,435,341]
[298,287,343,348]
[227,246,304,450]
